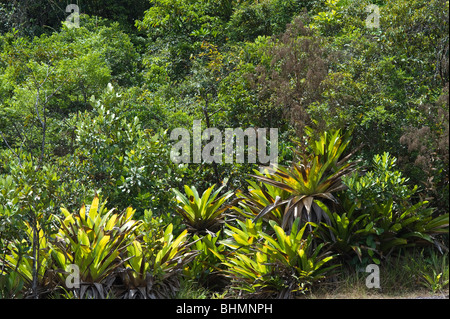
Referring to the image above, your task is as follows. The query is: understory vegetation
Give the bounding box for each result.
[0,0,448,299]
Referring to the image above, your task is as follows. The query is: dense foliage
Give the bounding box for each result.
[0,0,448,299]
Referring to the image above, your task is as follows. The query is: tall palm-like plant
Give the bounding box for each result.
[251,129,358,232]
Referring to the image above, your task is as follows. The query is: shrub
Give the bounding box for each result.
[339,152,449,263]
[2,220,54,298]
[73,84,185,216]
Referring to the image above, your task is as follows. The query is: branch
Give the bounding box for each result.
[0,130,22,168]
[28,66,66,168]
[11,121,25,146]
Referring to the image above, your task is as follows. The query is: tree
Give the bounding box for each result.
[247,16,328,138]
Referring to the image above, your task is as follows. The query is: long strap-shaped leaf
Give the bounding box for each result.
[253,196,288,223]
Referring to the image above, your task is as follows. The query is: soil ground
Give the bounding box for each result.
[307,288,449,299]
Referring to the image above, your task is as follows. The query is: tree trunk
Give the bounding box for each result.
[31,209,39,299]
[202,97,221,185]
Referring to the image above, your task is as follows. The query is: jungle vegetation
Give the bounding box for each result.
[0,0,448,299]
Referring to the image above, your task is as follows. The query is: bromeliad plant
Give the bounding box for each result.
[121,223,197,299]
[250,129,358,232]
[369,199,449,256]
[183,231,227,289]
[172,184,234,234]
[221,218,264,252]
[223,218,339,298]
[51,196,141,299]
[223,246,277,297]
[316,199,371,263]
[233,174,290,225]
